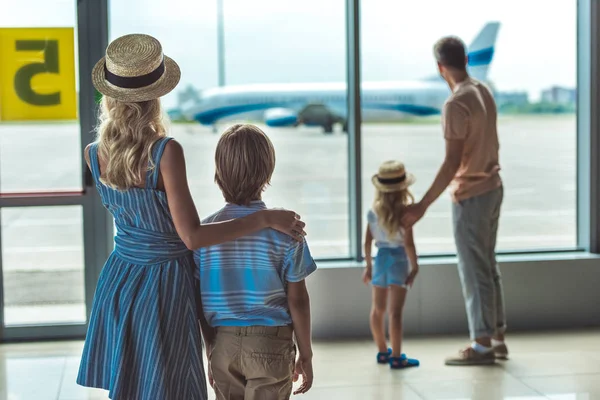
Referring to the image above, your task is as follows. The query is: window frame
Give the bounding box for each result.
[576,0,600,253]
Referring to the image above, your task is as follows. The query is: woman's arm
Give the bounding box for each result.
[404,227,419,287]
[161,140,306,250]
[84,144,92,169]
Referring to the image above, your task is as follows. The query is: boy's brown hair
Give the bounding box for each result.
[214,124,276,205]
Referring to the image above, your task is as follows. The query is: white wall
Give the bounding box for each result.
[307,254,600,339]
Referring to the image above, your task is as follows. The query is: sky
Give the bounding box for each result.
[3,0,577,108]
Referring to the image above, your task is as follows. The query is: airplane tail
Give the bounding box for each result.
[467,21,500,81]
[177,85,203,120]
[424,22,500,82]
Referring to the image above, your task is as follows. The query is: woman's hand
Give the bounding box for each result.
[264,209,306,241]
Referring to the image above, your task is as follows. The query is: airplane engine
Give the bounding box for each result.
[297,103,344,134]
[264,108,298,127]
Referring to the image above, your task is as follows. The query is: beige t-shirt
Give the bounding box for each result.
[442,77,502,202]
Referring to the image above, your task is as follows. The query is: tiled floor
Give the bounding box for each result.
[1,330,599,399]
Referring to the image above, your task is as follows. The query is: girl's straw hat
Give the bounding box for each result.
[372,160,415,193]
[92,34,180,103]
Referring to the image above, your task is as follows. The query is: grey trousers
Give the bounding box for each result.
[452,186,506,340]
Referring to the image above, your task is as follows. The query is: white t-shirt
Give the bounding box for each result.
[367,209,405,248]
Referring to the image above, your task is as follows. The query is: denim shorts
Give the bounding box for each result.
[372,247,409,288]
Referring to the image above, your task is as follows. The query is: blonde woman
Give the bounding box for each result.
[363,161,420,369]
[76,34,305,400]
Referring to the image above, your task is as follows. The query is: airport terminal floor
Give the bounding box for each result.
[2,330,600,399]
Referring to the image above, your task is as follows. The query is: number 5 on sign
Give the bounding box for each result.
[0,28,76,121]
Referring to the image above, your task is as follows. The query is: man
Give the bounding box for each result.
[402,36,507,366]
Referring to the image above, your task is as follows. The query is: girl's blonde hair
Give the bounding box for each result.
[373,188,415,238]
[96,96,167,190]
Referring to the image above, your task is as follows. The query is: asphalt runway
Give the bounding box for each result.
[0,115,577,322]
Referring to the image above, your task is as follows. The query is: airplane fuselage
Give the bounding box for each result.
[177,22,499,132]
[184,80,452,130]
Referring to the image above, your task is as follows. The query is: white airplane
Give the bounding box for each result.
[177,22,500,133]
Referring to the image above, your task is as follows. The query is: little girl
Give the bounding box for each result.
[363,160,420,369]
[76,34,305,400]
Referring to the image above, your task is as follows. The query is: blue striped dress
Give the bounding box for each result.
[77,137,208,400]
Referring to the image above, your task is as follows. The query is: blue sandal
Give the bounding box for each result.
[376,348,392,364]
[377,349,408,364]
[390,355,420,369]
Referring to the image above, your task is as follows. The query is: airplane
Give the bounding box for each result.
[175,22,500,134]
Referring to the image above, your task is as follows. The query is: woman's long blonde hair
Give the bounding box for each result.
[373,188,415,238]
[96,96,167,190]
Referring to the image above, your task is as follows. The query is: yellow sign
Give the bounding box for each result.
[0,28,76,121]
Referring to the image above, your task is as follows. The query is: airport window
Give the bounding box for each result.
[361,0,577,254]
[0,0,92,337]
[109,0,349,258]
[1,206,86,326]
[0,0,595,342]
[0,6,81,193]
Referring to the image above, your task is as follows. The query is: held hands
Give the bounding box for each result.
[265,209,306,241]
[293,355,314,395]
[401,202,427,228]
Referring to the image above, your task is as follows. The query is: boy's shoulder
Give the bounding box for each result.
[199,203,296,246]
[201,206,228,224]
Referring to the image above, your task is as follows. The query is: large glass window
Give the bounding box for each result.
[361,1,577,253]
[110,0,349,258]
[2,206,85,326]
[0,2,81,193]
[0,1,89,334]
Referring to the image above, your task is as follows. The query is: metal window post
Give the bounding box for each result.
[78,0,112,321]
[346,0,362,260]
[217,0,226,87]
[577,0,600,252]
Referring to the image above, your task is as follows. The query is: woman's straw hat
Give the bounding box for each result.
[372,160,415,193]
[92,34,180,103]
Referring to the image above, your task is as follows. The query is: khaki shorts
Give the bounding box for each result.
[210,325,296,400]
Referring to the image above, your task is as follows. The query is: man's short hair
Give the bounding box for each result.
[215,124,276,205]
[434,36,467,70]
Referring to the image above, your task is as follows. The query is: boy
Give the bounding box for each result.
[195,124,316,400]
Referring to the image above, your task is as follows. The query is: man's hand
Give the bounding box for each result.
[362,266,372,285]
[293,356,313,395]
[401,202,427,228]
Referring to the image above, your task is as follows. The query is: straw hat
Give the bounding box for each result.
[372,160,415,193]
[92,34,181,102]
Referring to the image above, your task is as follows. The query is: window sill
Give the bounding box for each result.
[315,251,600,269]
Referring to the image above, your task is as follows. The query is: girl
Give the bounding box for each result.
[76,34,305,400]
[363,160,420,369]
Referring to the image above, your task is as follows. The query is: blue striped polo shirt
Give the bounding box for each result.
[194,201,317,327]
